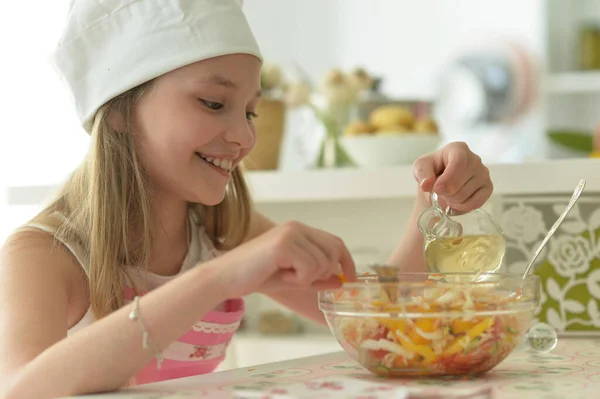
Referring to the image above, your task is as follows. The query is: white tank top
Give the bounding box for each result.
[22,211,223,335]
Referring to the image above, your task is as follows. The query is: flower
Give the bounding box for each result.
[348,67,375,91]
[284,80,311,107]
[501,205,546,244]
[260,63,284,91]
[548,235,593,278]
[319,69,359,105]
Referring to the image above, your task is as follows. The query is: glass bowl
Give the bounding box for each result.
[318,272,541,378]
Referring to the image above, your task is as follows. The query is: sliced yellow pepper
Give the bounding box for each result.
[409,318,437,345]
[377,318,408,334]
[394,330,437,363]
[451,318,478,334]
[410,329,428,345]
[416,318,437,332]
[444,317,494,356]
[466,317,494,339]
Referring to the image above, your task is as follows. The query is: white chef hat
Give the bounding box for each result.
[51,0,262,134]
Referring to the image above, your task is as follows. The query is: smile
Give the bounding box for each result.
[195,153,234,173]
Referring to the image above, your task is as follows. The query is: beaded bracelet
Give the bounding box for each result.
[129,296,164,369]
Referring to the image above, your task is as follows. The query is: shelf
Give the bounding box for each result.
[6,159,600,206]
[247,166,415,203]
[246,159,600,203]
[545,72,600,94]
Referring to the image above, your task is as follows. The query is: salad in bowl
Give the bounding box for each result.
[319,272,540,377]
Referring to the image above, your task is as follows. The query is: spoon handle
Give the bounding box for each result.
[522,179,586,278]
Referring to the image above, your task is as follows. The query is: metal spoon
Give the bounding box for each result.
[370,264,400,303]
[522,179,586,278]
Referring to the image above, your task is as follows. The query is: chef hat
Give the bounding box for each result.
[51,0,262,134]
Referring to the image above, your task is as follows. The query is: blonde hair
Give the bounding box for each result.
[27,82,253,320]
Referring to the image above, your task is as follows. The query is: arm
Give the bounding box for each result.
[0,231,228,399]
[386,188,430,272]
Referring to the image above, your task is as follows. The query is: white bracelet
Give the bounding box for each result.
[129,296,164,370]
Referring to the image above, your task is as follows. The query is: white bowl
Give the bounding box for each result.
[341,133,441,167]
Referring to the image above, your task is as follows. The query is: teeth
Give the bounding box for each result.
[198,153,233,173]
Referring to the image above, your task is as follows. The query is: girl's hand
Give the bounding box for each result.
[412,141,493,213]
[216,221,356,298]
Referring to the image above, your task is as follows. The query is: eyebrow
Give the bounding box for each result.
[204,74,262,97]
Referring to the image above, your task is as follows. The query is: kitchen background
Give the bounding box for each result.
[1,0,600,370]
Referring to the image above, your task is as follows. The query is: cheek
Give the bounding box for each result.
[135,98,194,145]
[132,95,228,171]
[132,109,189,175]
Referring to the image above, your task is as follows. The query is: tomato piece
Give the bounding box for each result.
[369,349,388,360]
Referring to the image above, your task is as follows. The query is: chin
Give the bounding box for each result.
[187,187,228,207]
[197,194,227,207]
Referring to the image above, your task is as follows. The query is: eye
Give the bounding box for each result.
[246,112,258,121]
[199,99,223,110]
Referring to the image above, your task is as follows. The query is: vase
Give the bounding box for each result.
[312,102,356,169]
[314,130,356,169]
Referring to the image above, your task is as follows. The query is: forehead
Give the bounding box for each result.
[159,54,262,88]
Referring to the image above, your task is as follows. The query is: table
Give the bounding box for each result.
[67,338,600,398]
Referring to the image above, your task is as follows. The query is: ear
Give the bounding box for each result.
[107,108,127,133]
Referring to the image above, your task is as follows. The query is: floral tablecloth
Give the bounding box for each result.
[67,338,600,399]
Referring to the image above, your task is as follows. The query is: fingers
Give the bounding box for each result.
[272,221,356,290]
[434,145,473,197]
[305,227,357,283]
[265,272,342,293]
[457,182,494,212]
[336,237,357,282]
[419,142,493,213]
[280,243,319,286]
[443,175,479,211]
[296,235,336,282]
[306,233,355,281]
[412,154,442,193]
[311,275,345,290]
[280,222,356,287]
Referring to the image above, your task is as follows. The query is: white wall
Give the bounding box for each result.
[244,0,550,165]
[245,0,545,97]
[244,0,344,82]
[337,0,545,98]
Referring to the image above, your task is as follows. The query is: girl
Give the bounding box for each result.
[0,1,493,398]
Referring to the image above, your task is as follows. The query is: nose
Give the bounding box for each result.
[223,116,255,149]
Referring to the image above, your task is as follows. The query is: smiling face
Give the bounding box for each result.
[131,53,262,206]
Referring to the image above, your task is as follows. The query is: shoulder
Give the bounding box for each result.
[0,229,89,315]
[0,229,90,377]
[3,227,80,265]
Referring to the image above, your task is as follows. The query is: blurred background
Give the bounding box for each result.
[242,0,600,171]
[2,0,600,239]
[0,0,599,369]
